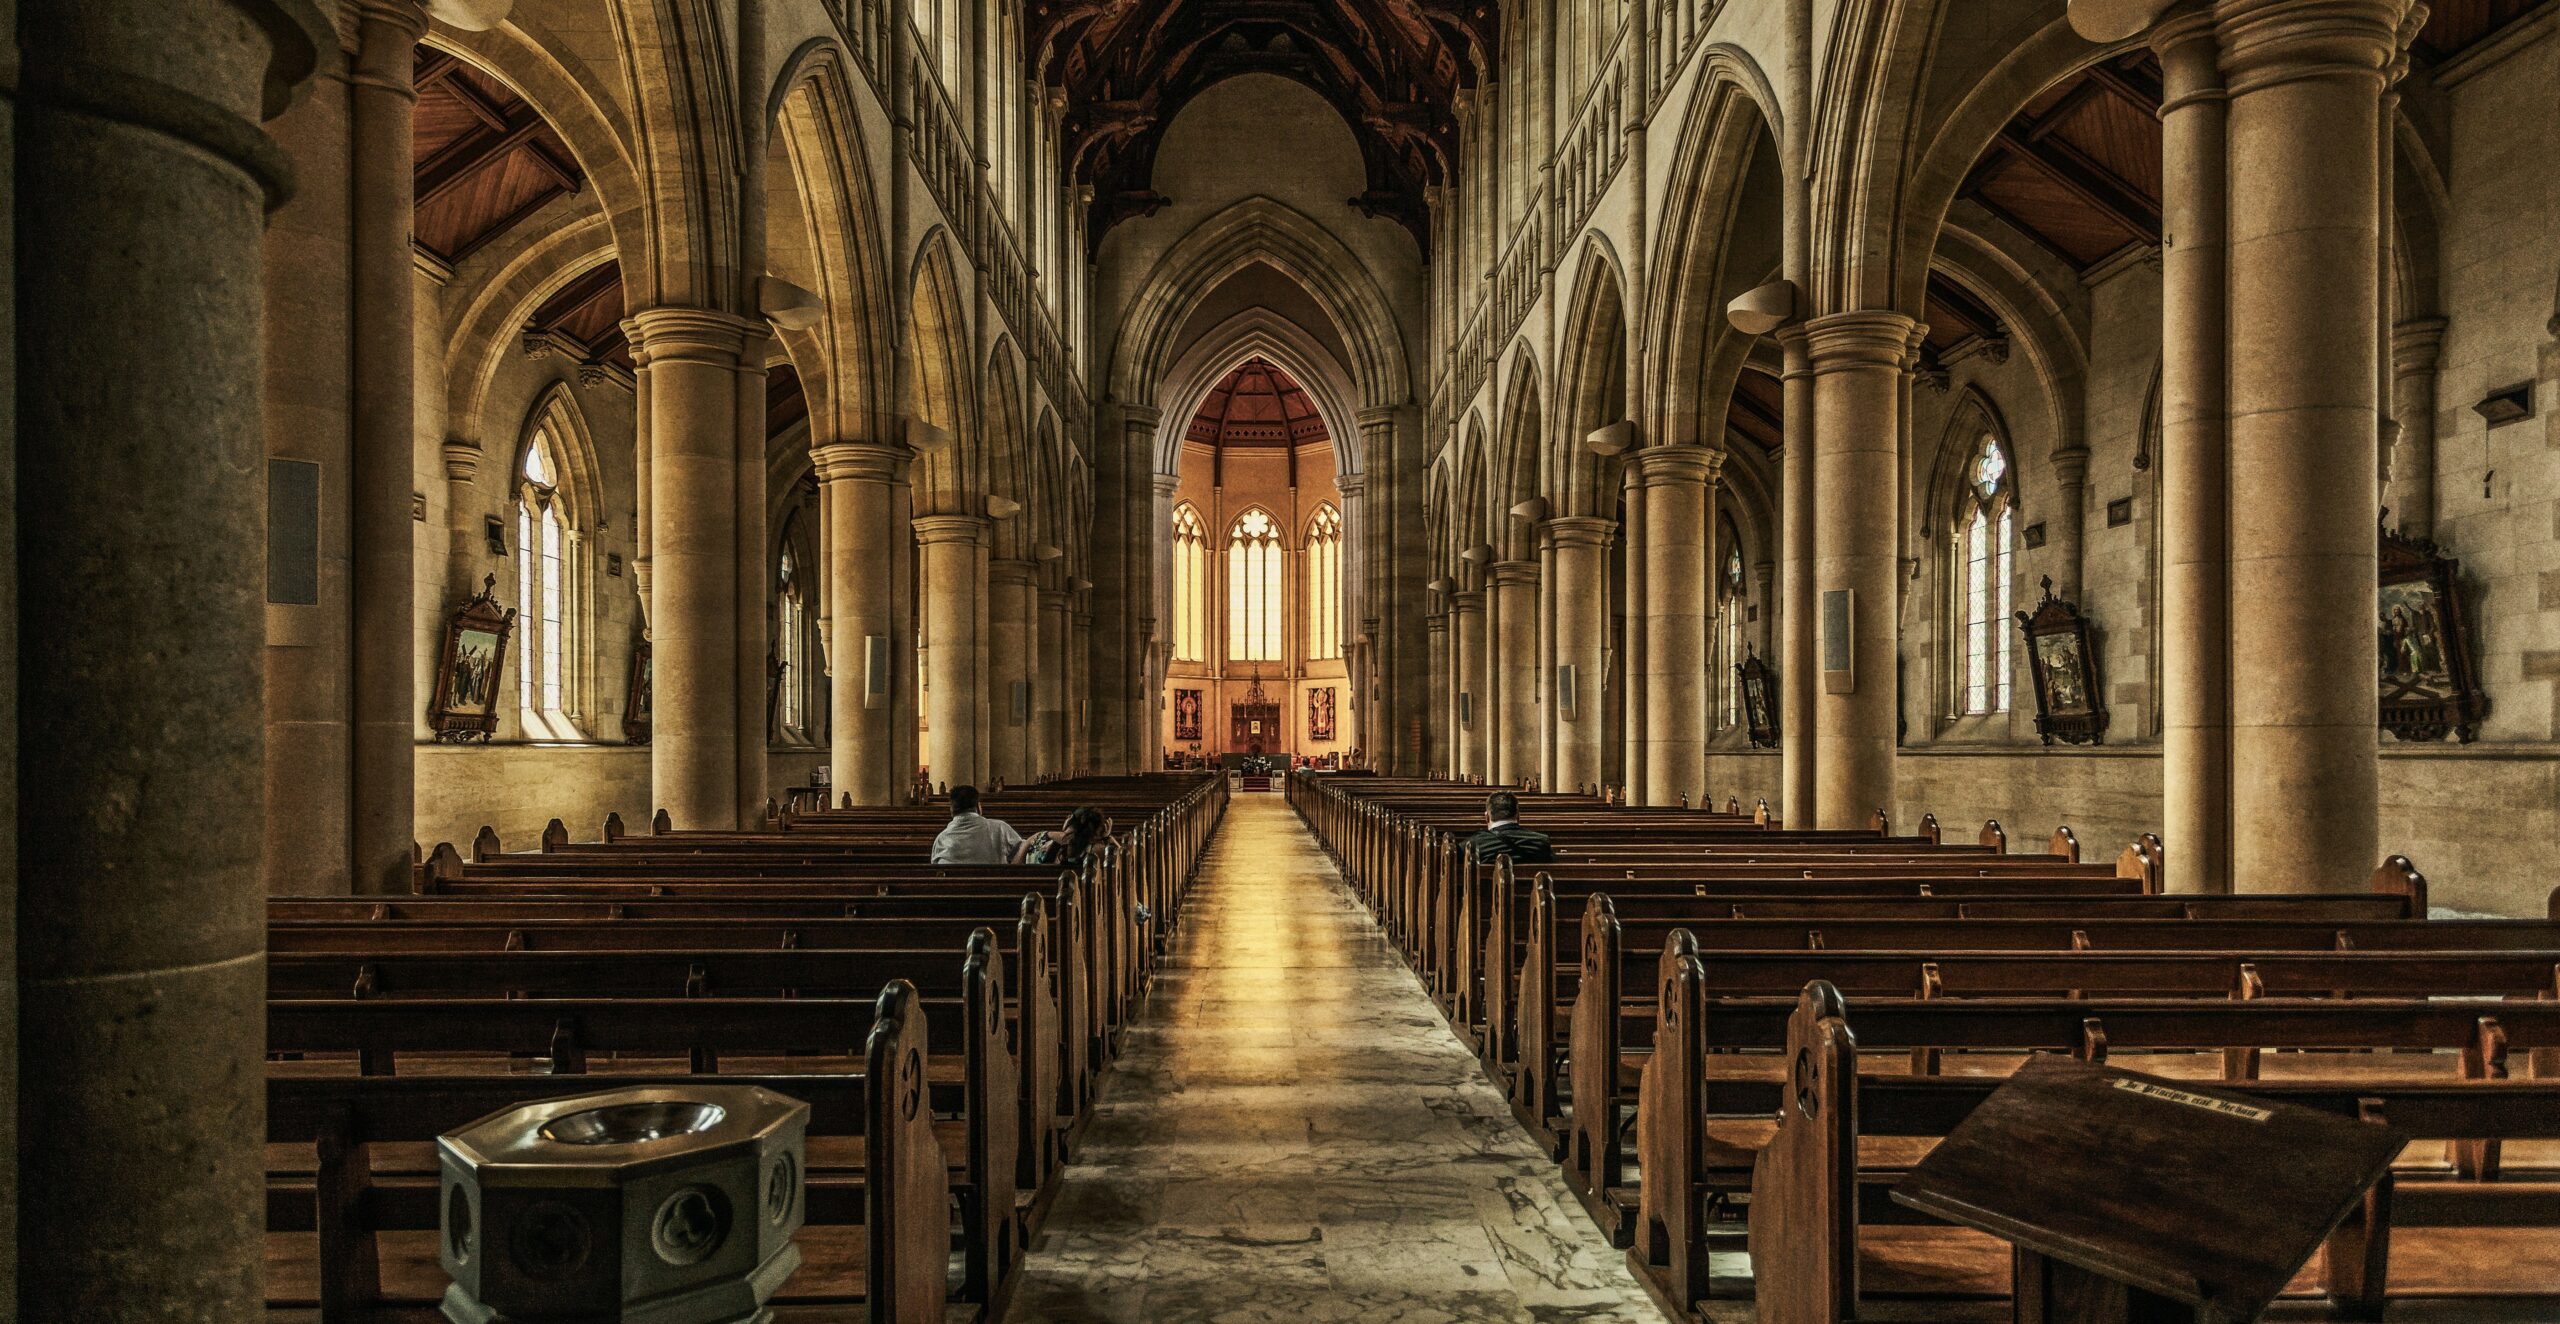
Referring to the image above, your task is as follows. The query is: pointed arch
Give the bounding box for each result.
[906,230,981,514]
[1647,50,1787,455]
[984,339,1032,559]
[768,37,896,450]
[1109,195,1413,413]
[1553,235,1635,516]
[443,219,618,446]
[1493,349,1546,560]
[1151,309,1364,479]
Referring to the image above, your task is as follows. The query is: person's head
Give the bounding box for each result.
[948,785,981,817]
[1486,791,1520,825]
[1060,807,1105,850]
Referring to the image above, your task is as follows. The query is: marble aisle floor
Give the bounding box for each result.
[1003,794,1670,1324]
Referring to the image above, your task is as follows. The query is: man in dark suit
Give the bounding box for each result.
[1465,791,1555,864]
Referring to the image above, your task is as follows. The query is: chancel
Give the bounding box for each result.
[7,0,2560,1321]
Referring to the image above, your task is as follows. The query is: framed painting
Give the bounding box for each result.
[1173,688,1203,742]
[2015,576,2108,746]
[428,575,514,743]
[1308,686,1337,742]
[2379,525,2487,743]
[1738,646,1778,749]
[624,638,653,745]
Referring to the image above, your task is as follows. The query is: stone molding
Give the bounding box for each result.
[1801,310,1921,373]
[912,512,991,546]
[2214,0,2408,92]
[1624,444,1722,490]
[989,558,1041,588]
[1489,559,1542,589]
[624,306,759,366]
[441,436,481,482]
[1547,515,1618,549]
[811,440,907,486]
[1452,591,1486,612]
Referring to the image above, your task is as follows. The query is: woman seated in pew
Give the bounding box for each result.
[1466,791,1556,864]
[1015,806,1108,870]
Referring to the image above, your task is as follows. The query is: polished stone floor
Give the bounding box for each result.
[1004,794,1669,1324]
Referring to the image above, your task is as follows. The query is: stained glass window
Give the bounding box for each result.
[1958,435,2015,716]
[1228,509,1284,662]
[1307,504,1343,660]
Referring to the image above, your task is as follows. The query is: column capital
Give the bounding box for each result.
[1426,614,1450,634]
[1489,559,1542,588]
[989,557,1041,588]
[1547,515,1618,549]
[811,440,908,485]
[1040,589,1073,611]
[1624,443,1723,489]
[1452,590,1486,613]
[2213,0,2408,92]
[1151,472,1181,498]
[1800,310,1923,371]
[625,307,760,366]
[441,436,481,482]
[2050,445,2094,488]
[1337,473,1369,498]
[2391,315,2449,374]
[913,513,991,546]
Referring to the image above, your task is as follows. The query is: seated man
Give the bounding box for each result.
[930,785,1023,865]
[1465,791,1555,864]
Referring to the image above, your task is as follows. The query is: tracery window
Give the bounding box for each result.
[1955,435,2016,716]
[1306,504,1343,661]
[1171,504,1208,663]
[776,542,808,739]
[515,430,579,738]
[1227,509,1284,663]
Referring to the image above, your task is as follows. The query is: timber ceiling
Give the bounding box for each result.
[412,50,585,265]
[1726,369,1782,455]
[1026,0,1495,254]
[525,261,631,373]
[1186,357,1330,447]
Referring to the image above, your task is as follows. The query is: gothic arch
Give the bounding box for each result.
[1553,238,1633,517]
[1647,47,1789,452]
[442,216,618,447]
[602,0,749,309]
[1928,223,2089,465]
[984,339,1032,560]
[768,38,896,448]
[1109,195,1413,414]
[424,26,648,278]
[906,229,981,514]
[1493,352,1545,560]
[1150,309,1365,479]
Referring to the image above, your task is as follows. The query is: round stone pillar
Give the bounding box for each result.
[1776,325,1819,823]
[1038,587,1072,779]
[988,558,1039,785]
[1547,516,1615,794]
[2218,0,2404,892]
[350,0,428,892]
[1632,446,1717,806]
[631,307,756,828]
[2155,9,2235,892]
[814,442,907,805]
[1068,605,1094,775]
[1453,589,1488,781]
[19,0,330,1314]
[2387,316,2448,537]
[1804,311,1915,829]
[1426,611,1452,777]
[1490,560,1542,786]
[730,329,770,823]
[917,514,990,789]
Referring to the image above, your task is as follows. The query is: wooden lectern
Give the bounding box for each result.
[1892,1056,2405,1323]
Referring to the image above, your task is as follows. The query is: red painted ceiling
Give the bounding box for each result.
[1026,0,1496,254]
[1186,357,1330,448]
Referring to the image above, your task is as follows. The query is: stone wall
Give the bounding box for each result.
[414,745,828,861]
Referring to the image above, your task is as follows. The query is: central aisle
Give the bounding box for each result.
[1006,794,1668,1323]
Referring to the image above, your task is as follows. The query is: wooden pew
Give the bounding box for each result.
[1741,982,2560,1324]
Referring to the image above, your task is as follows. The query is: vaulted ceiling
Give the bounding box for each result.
[1185,358,1329,448]
[412,50,585,265]
[1026,0,1495,253]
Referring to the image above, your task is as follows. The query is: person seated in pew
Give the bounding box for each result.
[931,785,1024,865]
[1015,806,1107,870]
[1466,791,1556,864]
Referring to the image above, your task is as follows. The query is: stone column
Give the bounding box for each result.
[349,0,428,892]
[1338,472,1370,762]
[917,514,989,788]
[1491,560,1542,786]
[1038,586,1071,778]
[2388,316,2448,537]
[1454,589,1487,781]
[442,439,487,607]
[1546,517,1607,788]
[732,331,770,820]
[1426,611,1452,776]
[1633,446,1717,806]
[1776,328,1818,821]
[2218,0,2404,892]
[1069,603,1094,774]
[1804,311,1915,828]
[989,558,1039,784]
[19,0,328,1314]
[2048,446,2092,601]
[814,441,906,804]
[2155,9,2235,892]
[632,307,756,828]
[1537,522,1561,787]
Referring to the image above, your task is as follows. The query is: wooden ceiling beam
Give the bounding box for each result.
[432,61,513,133]
[1994,123,2161,241]
[417,108,549,209]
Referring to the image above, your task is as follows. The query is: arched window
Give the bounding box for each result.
[1172,504,1208,662]
[1227,509,1284,662]
[1955,435,2017,716]
[515,429,579,737]
[775,542,808,740]
[1306,504,1343,661]
[1717,519,1747,730]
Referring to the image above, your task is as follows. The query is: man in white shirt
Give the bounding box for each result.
[930,785,1024,865]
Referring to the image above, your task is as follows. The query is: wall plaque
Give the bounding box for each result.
[1821,589,1853,693]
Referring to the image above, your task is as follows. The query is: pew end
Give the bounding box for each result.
[540,818,568,852]
[1919,813,1941,846]
[416,842,463,894]
[471,826,500,863]
[2048,825,2079,862]
[1747,981,1857,1324]
[2371,855,2429,919]
[1979,819,2006,854]
[601,811,625,842]
[866,980,952,1324]
[652,807,673,835]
